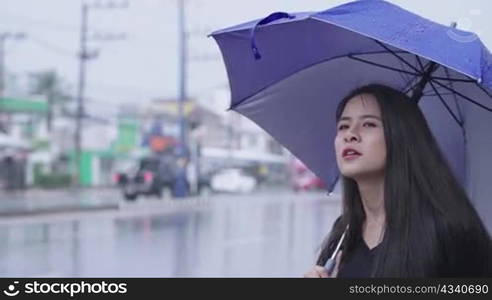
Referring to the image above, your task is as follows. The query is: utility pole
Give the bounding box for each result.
[0,32,26,132]
[172,0,189,197]
[173,1,222,197]
[177,0,187,153]
[175,3,219,145]
[74,3,89,186]
[74,1,127,186]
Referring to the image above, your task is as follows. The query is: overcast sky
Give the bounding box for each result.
[1,0,491,111]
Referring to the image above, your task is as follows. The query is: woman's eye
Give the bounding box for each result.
[338,124,348,130]
[363,122,376,128]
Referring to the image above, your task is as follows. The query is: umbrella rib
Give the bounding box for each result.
[420,60,434,72]
[431,77,476,83]
[404,78,423,94]
[473,82,492,100]
[374,40,423,74]
[415,55,426,72]
[347,54,420,76]
[428,80,464,127]
[423,84,456,96]
[403,56,426,94]
[432,80,492,112]
[444,67,465,125]
[397,59,412,84]
[398,53,418,85]
[403,60,434,94]
[410,56,440,102]
[422,92,456,97]
[433,78,457,92]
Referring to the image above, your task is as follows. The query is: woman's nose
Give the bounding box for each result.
[344,129,360,143]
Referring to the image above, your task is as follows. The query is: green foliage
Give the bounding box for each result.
[33,163,72,188]
[35,174,72,188]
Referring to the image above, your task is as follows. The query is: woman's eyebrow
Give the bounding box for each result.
[339,115,381,121]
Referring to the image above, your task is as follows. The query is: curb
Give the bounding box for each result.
[0,204,119,218]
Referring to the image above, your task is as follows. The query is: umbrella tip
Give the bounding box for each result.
[450,21,457,28]
[252,47,262,60]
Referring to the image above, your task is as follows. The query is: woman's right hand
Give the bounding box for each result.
[303,266,329,278]
[303,250,342,278]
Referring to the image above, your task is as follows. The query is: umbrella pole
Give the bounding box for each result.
[410,61,439,103]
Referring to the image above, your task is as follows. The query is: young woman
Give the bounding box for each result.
[304,84,492,278]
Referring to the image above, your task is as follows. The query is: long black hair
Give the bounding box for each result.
[317,84,492,277]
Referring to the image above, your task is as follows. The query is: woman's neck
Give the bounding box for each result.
[356,175,386,248]
[356,175,386,224]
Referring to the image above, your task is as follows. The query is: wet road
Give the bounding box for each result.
[0,189,342,277]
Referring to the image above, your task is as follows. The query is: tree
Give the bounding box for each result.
[29,70,72,132]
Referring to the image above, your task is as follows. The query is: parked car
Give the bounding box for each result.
[210,168,257,193]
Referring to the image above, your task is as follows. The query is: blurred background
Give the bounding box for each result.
[0,0,490,277]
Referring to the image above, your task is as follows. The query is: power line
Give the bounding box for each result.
[28,36,76,58]
[0,12,78,32]
[87,82,165,96]
[0,12,120,34]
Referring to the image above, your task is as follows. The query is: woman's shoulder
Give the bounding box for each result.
[333,215,343,227]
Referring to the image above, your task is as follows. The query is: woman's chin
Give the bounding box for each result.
[340,166,364,178]
[340,167,383,180]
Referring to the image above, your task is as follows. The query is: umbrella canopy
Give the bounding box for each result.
[211,0,492,230]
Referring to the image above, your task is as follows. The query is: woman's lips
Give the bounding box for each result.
[342,153,362,160]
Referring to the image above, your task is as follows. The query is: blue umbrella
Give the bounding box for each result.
[211,0,492,229]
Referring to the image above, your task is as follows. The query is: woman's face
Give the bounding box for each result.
[334,93,387,180]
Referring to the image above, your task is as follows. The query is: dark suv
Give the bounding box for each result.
[115,155,212,201]
[116,155,177,201]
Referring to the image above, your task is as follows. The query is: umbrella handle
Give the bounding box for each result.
[324,258,336,276]
[250,12,295,60]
